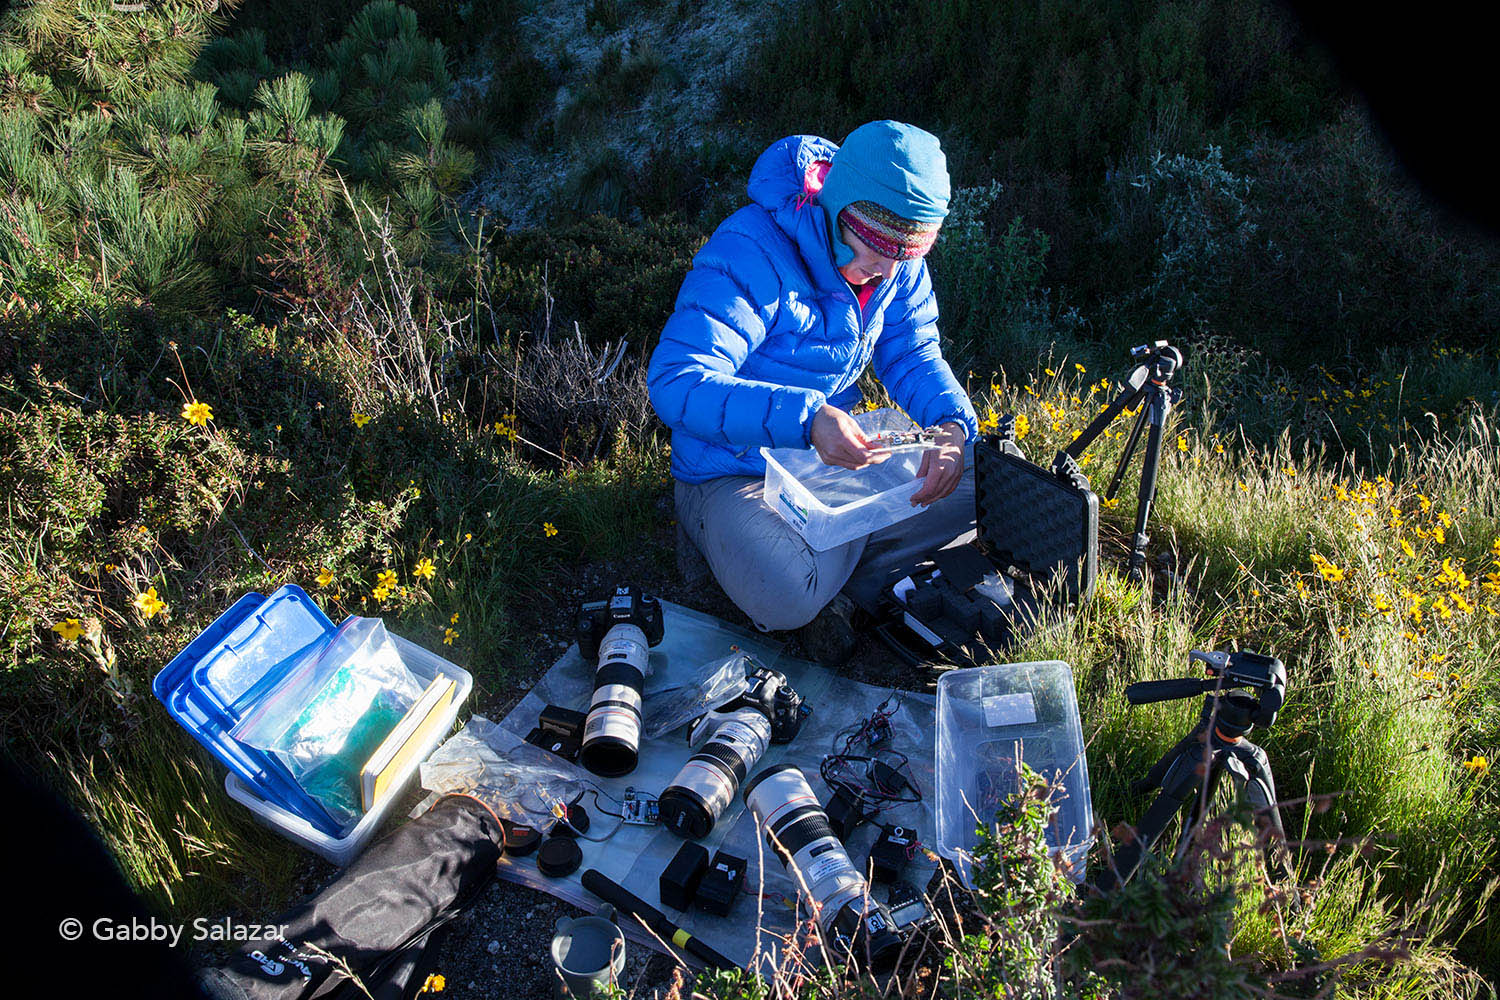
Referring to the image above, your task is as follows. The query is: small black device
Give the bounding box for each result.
[887,881,936,935]
[694,850,745,917]
[659,842,710,911]
[825,783,869,841]
[524,704,587,762]
[867,825,916,884]
[1097,648,1291,891]
[575,585,665,777]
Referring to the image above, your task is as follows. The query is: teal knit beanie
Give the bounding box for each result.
[819,120,950,267]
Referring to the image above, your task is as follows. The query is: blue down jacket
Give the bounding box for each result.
[648,134,978,484]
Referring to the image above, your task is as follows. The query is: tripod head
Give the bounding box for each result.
[1124,649,1286,739]
[1130,341,1184,385]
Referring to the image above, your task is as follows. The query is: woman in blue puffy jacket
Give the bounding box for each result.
[648,121,978,655]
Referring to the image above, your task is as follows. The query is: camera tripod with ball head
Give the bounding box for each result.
[1094,649,1293,892]
[1053,340,1184,581]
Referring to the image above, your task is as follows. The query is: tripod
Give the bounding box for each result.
[1095,650,1293,892]
[1053,341,1183,581]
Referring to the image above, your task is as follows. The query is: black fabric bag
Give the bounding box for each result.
[199,795,502,1000]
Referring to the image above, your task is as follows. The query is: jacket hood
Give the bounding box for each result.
[745,134,846,293]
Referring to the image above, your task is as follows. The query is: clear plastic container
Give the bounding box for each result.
[224,634,471,866]
[935,660,1092,885]
[761,408,927,551]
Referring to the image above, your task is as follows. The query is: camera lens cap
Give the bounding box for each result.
[537,836,583,879]
[551,801,590,837]
[501,819,541,857]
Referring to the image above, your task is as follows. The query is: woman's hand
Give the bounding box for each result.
[910,422,966,505]
[810,404,885,470]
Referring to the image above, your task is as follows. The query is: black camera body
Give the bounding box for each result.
[576,585,664,660]
[718,664,810,744]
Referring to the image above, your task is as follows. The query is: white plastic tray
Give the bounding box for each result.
[224,633,472,866]
[761,408,927,551]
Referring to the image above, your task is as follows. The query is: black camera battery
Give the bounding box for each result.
[695,851,746,917]
[526,703,588,763]
[868,825,916,884]
[825,783,868,841]
[659,842,710,911]
[524,727,581,762]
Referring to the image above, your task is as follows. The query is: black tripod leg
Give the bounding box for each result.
[1237,747,1297,884]
[1056,366,1149,468]
[1173,760,1225,866]
[1106,403,1150,500]
[1127,390,1169,580]
[1097,784,1190,891]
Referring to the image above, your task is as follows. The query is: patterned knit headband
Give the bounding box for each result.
[839,200,941,261]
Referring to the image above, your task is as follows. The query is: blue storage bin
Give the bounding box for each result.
[153,585,346,836]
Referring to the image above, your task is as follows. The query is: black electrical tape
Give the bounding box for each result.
[537,837,583,878]
[501,819,541,857]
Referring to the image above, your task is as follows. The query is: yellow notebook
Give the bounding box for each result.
[360,675,456,811]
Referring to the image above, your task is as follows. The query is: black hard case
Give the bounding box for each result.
[875,431,1098,664]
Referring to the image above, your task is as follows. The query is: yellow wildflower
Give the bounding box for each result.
[351,412,371,428]
[1433,525,1445,545]
[420,973,446,994]
[1463,755,1489,776]
[1176,435,1188,452]
[413,557,436,581]
[376,569,397,590]
[1014,414,1030,439]
[134,587,166,620]
[450,612,460,625]
[443,628,459,646]
[52,618,84,641]
[181,400,213,426]
[373,584,392,601]
[315,566,335,588]
[1400,539,1415,559]
[543,522,559,537]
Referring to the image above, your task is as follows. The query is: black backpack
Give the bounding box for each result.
[199,795,502,1000]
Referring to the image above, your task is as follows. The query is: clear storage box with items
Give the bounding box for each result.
[934,660,1092,885]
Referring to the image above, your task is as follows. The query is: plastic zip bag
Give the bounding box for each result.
[419,716,587,826]
[232,617,424,830]
[642,650,754,739]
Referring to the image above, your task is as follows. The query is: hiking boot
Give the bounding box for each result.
[797,593,858,668]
